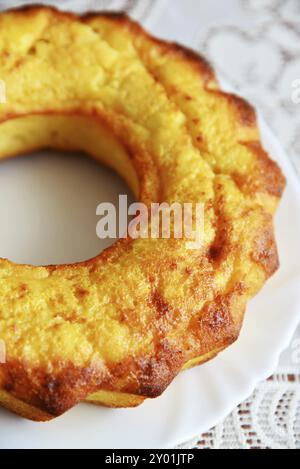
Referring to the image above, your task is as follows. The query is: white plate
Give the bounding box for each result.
[0,117,299,449]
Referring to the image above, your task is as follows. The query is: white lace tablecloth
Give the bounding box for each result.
[1,0,299,449]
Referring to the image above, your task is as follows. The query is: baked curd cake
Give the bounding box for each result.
[0,6,285,421]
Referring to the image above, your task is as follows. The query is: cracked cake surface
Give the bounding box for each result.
[0,6,285,420]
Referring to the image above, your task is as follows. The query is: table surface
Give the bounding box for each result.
[1,0,300,449]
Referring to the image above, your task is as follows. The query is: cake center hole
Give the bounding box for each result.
[0,150,135,266]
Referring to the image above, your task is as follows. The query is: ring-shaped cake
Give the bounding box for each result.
[0,6,285,420]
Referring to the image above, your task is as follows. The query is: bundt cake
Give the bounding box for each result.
[0,6,285,421]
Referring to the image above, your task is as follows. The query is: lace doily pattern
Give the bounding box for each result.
[178,374,300,449]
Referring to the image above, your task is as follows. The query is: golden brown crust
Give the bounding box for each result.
[0,5,285,420]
